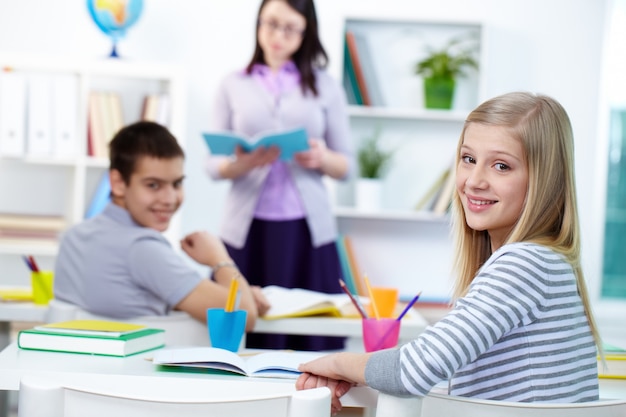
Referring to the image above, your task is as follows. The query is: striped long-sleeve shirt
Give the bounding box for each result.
[365,242,599,402]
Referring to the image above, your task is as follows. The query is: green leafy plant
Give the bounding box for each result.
[358,131,393,179]
[414,33,479,80]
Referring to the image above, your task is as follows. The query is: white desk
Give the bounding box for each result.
[0,342,378,407]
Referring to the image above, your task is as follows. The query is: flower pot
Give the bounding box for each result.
[424,77,455,110]
[355,178,382,212]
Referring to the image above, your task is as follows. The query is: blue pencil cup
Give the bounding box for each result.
[206,308,247,352]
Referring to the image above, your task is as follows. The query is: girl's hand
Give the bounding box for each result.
[294,139,327,170]
[221,145,280,178]
[296,372,353,415]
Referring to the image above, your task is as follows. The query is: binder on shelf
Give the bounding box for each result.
[26,73,53,156]
[345,31,371,106]
[52,74,79,157]
[0,70,27,157]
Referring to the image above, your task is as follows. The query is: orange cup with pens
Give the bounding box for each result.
[366,286,399,318]
[207,277,246,352]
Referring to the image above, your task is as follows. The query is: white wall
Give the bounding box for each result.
[0,1,612,301]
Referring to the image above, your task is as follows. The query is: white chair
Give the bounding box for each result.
[374,391,626,417]
[45,299,210,346]
[17,375,331,417]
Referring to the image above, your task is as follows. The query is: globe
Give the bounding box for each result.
[86,0,144,58]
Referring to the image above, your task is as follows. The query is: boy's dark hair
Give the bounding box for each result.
[109,121,184,184]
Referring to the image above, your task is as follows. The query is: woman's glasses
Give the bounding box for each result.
[259,19,305,39]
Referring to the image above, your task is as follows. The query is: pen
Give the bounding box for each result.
[339,279,369,319]
[22,255,35,272]
[364,275,380,320]
[396,292,422,321]
[225,276,239,312]
[28,255,40,272]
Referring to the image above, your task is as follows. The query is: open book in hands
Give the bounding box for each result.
[153,347,323,379]
[202,127,309,161]
[261,285,366,320]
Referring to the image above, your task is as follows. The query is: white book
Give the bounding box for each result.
[26,74,53,156]
[52,74,79,157]
[153,347,323,379]
[0,71,27,157]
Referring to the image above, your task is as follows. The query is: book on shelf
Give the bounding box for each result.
[87,91,124,158]
[432,162,456,215]
[599,343,626,379]
[0,213,66,232]
[336,237,358,296]
[345,31,371,106]
[343,235,366,296]
[342,35,363,106]
[85,172,111,219]
[261,285,364,319]
[153,347,323,379]
[141,93,171,127]
[17,319,165,357]
[351,30,385,107]
[414,168,450,212]
[202,127,309,161]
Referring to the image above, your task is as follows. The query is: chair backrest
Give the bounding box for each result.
[45,299,210,346]
[375,392,626,417]
[18,375,331,417]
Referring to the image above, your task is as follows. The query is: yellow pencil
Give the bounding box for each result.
[225,277,239,312]
[364,275,380,320]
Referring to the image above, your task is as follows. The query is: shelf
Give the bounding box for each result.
[333,206,449,222]
[0,240,58,256]
[347,105,468,122]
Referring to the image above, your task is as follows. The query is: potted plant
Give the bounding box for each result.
[355,130,393,211]
[415,33,479,110]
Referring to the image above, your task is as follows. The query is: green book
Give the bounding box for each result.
[17,326,165,357]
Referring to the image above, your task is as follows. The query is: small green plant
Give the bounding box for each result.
[358,132,393,179]
[414,33,479,80]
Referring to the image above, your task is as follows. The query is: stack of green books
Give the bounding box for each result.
[18,319,165,357]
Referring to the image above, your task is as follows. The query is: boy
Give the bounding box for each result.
[54,121,267,331]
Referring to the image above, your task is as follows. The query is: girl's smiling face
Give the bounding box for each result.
[456,123,529,250]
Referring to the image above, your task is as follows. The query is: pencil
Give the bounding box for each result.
[396,292,422,321]
[28,255,40,273]
[225,276,239,312]
[338,279,368,319]
[364,275,380,320]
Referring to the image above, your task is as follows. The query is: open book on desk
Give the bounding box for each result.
[202,127,309,161]
[153,347,323,379]
[261,285,365,320]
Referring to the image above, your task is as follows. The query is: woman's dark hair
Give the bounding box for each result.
[109,121,184,184]
[246,0,328,96]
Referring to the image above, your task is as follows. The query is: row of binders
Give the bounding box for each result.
[0,70,79,158]
[0,69,171,160]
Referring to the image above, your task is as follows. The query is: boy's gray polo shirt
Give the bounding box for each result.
[54,203,202,318]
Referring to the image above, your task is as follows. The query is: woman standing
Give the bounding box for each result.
[205,0,354,351]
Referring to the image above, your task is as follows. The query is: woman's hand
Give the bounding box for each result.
[294,138,327,170]
[296,372,353,415]
[220,145,280,178]
[251,285,271,316]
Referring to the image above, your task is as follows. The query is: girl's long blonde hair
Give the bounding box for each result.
[451,92,600,347]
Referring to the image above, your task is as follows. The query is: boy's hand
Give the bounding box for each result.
[180,231,230,267]
[251,285,271,316]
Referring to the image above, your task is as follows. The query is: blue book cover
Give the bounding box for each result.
[85,173,111,219]
[202,127,309,161]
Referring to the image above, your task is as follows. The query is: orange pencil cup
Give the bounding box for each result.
[31,270,54,305]
[362,318,401,352]
[366,287,399,318]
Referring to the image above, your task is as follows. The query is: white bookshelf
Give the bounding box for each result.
[330,17,486,299]
[0,55,185,268]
